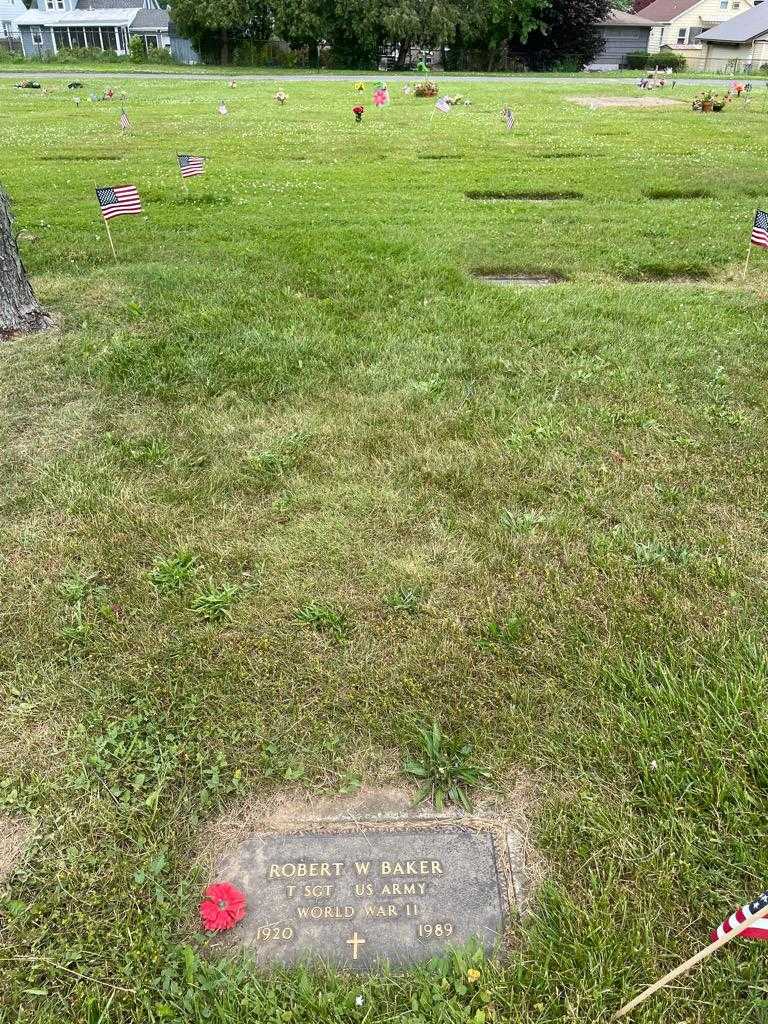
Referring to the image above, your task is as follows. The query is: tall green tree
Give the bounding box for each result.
[458,0,549,70]
[170,0,272,63]
[520,0,612,69]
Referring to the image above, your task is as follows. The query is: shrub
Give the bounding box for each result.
[626,49,686,71]
[129,35,144,62]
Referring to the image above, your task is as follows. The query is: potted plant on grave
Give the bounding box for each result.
[712,93,728,112]
[700,89,715,113]
[413,57,438,97]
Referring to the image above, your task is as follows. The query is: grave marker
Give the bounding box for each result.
[215,827,507,969]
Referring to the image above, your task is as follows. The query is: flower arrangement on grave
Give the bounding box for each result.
[413,79,438,97]
[353,104,364,123]
[274,90,288,105]
[354,81,365,92]
[16,80,41,90]
[373,87,389,107]
[693,89,730,113]
[199,882,247,931]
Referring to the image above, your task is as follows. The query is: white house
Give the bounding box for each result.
[15,0,200,62]
[698,3,768,69]
[0,0,26,41]
[641,0,755,60]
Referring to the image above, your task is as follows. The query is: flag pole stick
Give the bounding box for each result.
[744,237,753,279]
[614,900,768,1020]
[104,220,117,261]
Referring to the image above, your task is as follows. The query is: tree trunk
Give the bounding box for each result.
[395,39,411,69]
[0,184,52,339]
[219,28,229,65]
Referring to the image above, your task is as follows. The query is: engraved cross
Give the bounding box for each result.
[346,932,366,960]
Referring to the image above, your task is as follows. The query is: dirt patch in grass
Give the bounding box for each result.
[472,270,567,287]
[644,188,713,200]
[0,815,34,887]
[418,154,463,161]
[623,264,712,283]
[466,190,583,202]
[568,95,684,110]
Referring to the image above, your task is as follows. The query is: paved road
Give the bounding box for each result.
[0,70,738,88]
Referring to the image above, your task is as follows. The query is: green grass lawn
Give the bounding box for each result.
[2,77,768,1023]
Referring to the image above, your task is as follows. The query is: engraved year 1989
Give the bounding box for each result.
[417,922,454,938]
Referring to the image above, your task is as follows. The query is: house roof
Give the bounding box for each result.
[77,0,155,9]
[599,7,655,26]
[635,0,701,23]
[0,0,26,19]
[698,3,768,41]
[17,7,140,26]
[130,8,168,29]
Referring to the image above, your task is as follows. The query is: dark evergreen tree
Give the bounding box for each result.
[520,0,612,69]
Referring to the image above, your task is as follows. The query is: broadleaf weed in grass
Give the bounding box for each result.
[385,584,426,615]
[56,569,100,605]
[476,616,525,651]
[500,509,547,534]
[404,722,489,812]
[295,601,351,640]
[150,551,198,593]
[191,581,240,622]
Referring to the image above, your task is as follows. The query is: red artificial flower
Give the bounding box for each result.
[353,105,364,115]
[199,882,246,932]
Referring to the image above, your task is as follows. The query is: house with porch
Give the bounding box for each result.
[0,0,26,43]
[639,0,756,66]
[15,0,199,63]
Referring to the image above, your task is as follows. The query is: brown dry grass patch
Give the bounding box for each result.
[0,815,34,888]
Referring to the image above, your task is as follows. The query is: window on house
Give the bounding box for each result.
[677,26,688,43]
[100,26,117,50]
[31,29,42,42]
[53,26,69,47]
[85,26,100,47]
[720,0,728,7]
[69,25,84,46]
[45,0,54,9]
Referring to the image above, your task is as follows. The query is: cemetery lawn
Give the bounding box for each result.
[2,78,768,1023]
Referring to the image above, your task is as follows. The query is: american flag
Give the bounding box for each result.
[435,97,452,114]
[711,891,768,942]
[503,106,515,130]
[119,108,130,131]
[178,154,205,178]
[751,210,768,249]
[95,185,142,221]
[218,101,228,115]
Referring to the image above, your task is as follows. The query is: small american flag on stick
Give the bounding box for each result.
[711,890,768,942]
[751,209,768,249]
[119,108,130,131]
[96,185,142,221]
[178,154,206,178]
[503,106,515,130]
